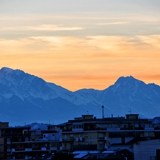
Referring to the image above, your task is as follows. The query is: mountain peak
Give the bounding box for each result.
[115,76,137,85]
[110,76,146,92]
[0,67,13,74]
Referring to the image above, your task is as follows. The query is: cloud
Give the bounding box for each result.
[136,35,160,48]
[97,22,128,25]
[27,25,83,31]
[1,34,160,58]
[1,35,160,90]
[0,25,83,32]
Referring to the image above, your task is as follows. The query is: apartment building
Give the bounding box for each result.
[0,122,9,159]
[1,113,160,159]
[58,114,160,153]
[59,115,109,151]
[1,124,61,159]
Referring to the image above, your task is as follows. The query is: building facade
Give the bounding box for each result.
[1,124,61,159]
[0,122,9,159]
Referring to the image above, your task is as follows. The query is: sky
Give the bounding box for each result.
[0,0,160,91]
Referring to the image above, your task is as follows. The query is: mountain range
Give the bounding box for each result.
[0,67,160,126]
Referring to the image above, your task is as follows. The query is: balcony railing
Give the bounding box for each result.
[98,137,107,141]
[75,137,85,142]
[62,137,74,142]
[41,147,47,151]
[25,148,32,151]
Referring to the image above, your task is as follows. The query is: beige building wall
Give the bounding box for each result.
[62,131,109,150]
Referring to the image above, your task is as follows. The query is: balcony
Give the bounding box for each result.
[41,147,47,151]
[62,137,74,142]
[72,128,84,132]
[75,137,85,142]
[25,148,32,151]
[98,137,107,141]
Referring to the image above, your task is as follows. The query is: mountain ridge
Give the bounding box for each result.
[0,67,160,126]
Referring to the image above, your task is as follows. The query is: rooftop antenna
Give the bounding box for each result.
[129,108,132,114]
[102,105,104,119]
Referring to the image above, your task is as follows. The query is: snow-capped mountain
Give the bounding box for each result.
[0,67,160,126]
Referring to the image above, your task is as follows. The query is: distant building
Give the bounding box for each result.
[1,124,61,159]
[0,122,9,159]
[1,113,160,159]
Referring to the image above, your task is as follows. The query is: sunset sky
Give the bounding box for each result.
[0,0,160,91]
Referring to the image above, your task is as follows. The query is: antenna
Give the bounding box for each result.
[129,108,132,114]
[102,105,104,119]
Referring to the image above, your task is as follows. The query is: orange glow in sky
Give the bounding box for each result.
[0,0,160,91]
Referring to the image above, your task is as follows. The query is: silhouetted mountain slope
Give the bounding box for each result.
[99,76,160,117]
[0,67,160,125]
